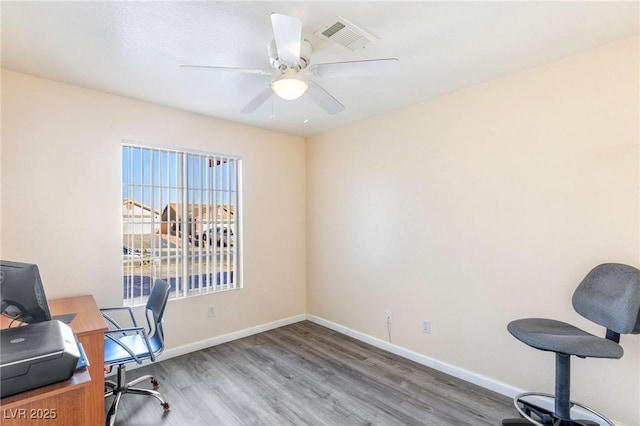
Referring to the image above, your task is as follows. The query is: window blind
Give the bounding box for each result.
[122,144,240,306]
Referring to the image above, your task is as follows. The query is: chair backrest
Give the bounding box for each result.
[572,263,640,335]
[144,279,171,354]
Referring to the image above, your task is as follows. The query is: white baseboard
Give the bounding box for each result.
[123,314,306,371]
[305,314,627,426]
[119,313,627,426]
[162,314,307,360]
[305,314,521,398]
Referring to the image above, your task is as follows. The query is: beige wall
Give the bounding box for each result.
[307,36,639,425]
[0,69,307,349]
[2,35,638,425]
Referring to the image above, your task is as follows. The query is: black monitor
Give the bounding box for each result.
[0,260,52,324]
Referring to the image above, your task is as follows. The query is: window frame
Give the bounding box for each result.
[121,142,242,306]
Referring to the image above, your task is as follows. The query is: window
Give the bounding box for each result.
[122,143,241,306]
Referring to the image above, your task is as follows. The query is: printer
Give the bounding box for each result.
[0,320,80,397]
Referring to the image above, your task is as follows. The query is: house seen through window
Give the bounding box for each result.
[122,144,241,306]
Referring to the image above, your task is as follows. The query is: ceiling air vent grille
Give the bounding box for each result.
[313,16,377,51]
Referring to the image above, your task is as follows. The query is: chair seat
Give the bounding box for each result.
[507,318,623,359]
[104,334,154,365]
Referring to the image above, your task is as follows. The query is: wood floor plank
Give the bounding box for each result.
[106,321,518,425]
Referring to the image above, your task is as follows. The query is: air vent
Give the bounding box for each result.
[313,16,378,51]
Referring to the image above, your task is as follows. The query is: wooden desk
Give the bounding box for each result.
[1,295,107,426]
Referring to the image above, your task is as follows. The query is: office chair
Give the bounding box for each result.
[102,279,171,426]
[502,263,640,426]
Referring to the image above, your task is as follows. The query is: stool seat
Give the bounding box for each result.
[508,318,623,359]
[502,263,640,426]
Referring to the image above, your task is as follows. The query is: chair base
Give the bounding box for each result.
[502,418,599,426]
[104,364,170,426]
[502,392,612,426]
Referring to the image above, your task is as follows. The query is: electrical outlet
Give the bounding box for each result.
[385,311,393,324]
[422,320,431,334]
[208,306,216,318]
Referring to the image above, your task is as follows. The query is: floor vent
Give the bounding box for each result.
[313,16,377,50]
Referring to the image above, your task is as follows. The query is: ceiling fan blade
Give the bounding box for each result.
[241,87,273,114]
[306,81,345,115]
[271,13,302,66]
[180,65,272,76]
[309,58,399,78]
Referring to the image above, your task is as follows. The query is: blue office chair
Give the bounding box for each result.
[102,279,171,426]
[502,263,640,426]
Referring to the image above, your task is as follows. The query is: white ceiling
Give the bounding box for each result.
[2,1,638,137]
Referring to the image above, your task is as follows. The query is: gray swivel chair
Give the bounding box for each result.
[502,263,640,426]
[102,279,171,426]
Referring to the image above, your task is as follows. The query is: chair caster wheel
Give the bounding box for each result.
[502,419,534,425]
[151,379,159,390]
[162,402,170,412]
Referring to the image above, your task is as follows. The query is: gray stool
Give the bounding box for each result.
[502,263,640,426]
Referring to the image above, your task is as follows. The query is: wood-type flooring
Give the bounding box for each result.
[106,321,518,425]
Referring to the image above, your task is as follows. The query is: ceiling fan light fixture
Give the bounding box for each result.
[271,70,308,100]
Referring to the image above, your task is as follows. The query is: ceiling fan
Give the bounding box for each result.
[180,13,399,115]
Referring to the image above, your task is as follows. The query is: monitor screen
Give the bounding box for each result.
[0,260,51,324]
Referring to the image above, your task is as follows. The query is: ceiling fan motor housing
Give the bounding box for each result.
[268,39,312,71]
